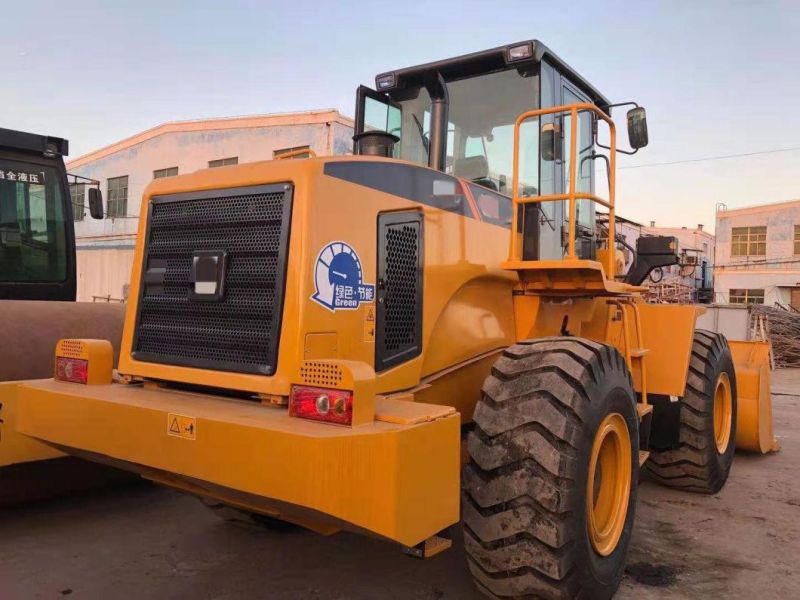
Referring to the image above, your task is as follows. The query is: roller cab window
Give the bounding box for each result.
[0,160,67,282]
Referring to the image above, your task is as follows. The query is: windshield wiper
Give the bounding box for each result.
[412,114,430,160]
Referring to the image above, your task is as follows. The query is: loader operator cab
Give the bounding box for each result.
[354,40,646,263]
[0,128,102,301]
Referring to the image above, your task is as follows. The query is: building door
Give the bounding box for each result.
[791,287,800,311]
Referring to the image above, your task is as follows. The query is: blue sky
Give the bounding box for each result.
[2,0,799,230]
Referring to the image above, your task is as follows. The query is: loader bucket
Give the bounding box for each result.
[729,340,778,454]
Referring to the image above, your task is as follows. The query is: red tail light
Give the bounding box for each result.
[55,357,89,384]
[290,385,353,425]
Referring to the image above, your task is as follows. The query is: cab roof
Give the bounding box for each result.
[0,127,69,157]
[375,39,611,110]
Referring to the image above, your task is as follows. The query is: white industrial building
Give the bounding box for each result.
[67,109,354,301]
[714,199,800,308]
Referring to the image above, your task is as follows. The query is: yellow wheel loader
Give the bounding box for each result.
[2,41,776,598]
[0,128,126,504]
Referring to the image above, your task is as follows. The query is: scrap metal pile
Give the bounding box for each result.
[644,275,694,304]
[751,304,800,368]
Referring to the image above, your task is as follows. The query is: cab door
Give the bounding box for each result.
[353,85,402,156]
[560,83,596,259]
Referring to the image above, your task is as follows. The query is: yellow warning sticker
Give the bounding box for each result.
[167,413,196,440]
[364,304,376,342]
[364,319,375,342]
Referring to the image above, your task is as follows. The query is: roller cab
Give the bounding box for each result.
[0,127,128,504]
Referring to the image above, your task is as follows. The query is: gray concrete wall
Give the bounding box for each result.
[76,247,134,303]
[695,304,751,340]
[714,271,800,306]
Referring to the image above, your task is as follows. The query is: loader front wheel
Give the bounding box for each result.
[646,330,737,494]
[463,337,639,600]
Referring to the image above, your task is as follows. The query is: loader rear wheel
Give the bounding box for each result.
[199,498,299,532]
[463,337,639,600]
[646,330,737,494]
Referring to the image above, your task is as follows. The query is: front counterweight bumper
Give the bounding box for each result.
[11,379,460,547]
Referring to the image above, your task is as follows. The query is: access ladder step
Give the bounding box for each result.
[638,450,650,466]
[402,534,453,559]
[636,404,653,418]
[630,348,649,358]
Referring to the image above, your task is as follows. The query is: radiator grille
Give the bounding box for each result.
[132,184,292,375]
[376,211,423,371]
[384,225,419,351]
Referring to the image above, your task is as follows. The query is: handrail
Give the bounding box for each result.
[510,102,617,278]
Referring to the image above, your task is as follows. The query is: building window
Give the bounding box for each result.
[729,288,765,305]
[731,226,766,257]
[795,225,800,255]
[70,183,86,221]
[274,145,311,159]
[208,157,238,168]
[107,175,128,218]
[154,166,178,179]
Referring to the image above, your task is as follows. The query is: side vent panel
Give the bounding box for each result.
[300,362,344,387]
[376,211,423,372]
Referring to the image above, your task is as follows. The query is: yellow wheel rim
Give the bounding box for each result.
[713,372,733,454]
[586,412,632,557]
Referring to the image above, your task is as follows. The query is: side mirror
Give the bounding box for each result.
[88,187,104,219]
[627,107,649,150]
[540,122,561,162]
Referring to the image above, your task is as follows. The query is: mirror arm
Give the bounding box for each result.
[595,101,645,153]
[600,101,640,114]
[595,137,639,156]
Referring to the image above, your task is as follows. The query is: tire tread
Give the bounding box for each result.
[463,337,636,599]
[645,330,736,494]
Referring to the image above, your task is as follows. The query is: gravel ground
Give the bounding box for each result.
[0,371,797,599]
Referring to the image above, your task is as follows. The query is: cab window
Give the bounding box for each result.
[469,183,512,229]
[364,96,402,138]
[0,161,67,282]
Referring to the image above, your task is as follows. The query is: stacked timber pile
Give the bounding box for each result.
[644,276,693,304]
[750,305,800,368]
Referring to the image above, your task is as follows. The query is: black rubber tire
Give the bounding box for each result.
[463,337,639,600]
[199,497,299,532]
[646,330,737,494]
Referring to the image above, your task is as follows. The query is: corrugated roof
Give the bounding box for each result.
[67,109,353,169]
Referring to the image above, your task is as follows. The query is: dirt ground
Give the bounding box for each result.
[0,371,797,599]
